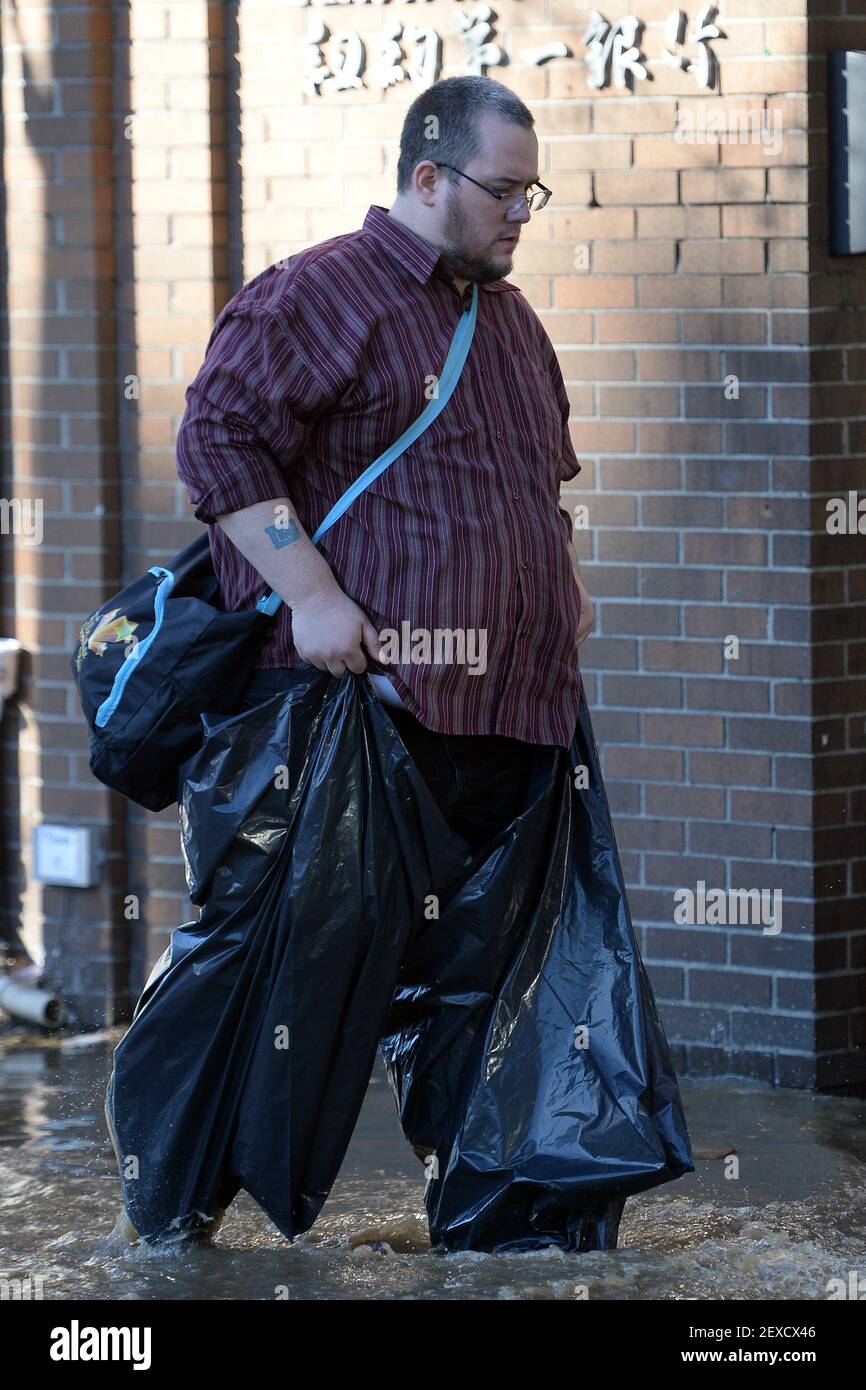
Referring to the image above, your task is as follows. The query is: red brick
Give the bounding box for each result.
[557,276,636,308]
[641,275,722,308]
[721,57,808,94]
[723,204,808,237]
[679,240,765,274]
[551,208,635,239]
[596,171,678,204]
[682,313,767,344]
[594,241,676,273]
[593,100,676,134]
[768,167,809,202]
[549,138,630,170]
[641,423,722,453]
[637,349,721,381]
[634,137,719,168]
[637,206,721,238]
[681,169,766,203]
[597,312,680,343]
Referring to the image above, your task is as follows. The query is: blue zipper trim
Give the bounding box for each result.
[254,282,479,618]
[94,566,175,728]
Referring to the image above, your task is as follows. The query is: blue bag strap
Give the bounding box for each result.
[255,282,479,617]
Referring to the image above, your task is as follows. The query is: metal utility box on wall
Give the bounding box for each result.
[33,825,100,889]
[828,50,866,256]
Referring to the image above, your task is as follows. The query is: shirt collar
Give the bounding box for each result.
[363,206,519,295]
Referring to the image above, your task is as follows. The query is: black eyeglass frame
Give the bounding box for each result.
[433,163,552,212]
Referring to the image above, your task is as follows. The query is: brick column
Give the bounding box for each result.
[116,1,233,1008]
[808,5,866,1090]
[0,0,128,1027]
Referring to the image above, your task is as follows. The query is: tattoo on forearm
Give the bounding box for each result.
[265,519,300,549]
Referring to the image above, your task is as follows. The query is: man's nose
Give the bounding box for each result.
[508,200,532,225]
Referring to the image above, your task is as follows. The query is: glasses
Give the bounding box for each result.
[434,163,552,212]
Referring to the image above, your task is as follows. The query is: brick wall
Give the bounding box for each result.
[0,0,863,1086]
[807,5,866,1090]
[0,0,129,1012]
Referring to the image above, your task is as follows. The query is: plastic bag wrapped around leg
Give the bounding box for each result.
[378,684,693,1252]
[104,664,693,1248]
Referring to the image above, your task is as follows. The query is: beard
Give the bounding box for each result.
[437,190,511,285]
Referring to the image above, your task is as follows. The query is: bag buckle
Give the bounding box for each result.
[256,590,283,617]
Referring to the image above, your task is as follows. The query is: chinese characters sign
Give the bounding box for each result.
[299,5,723,96]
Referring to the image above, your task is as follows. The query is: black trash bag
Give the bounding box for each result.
[104,665,693,1251]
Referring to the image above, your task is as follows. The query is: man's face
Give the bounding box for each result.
[437,113,539,285]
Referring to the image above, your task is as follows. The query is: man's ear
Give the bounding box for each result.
[413,159,441,207]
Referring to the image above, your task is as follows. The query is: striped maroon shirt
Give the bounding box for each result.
[175,205,583,747]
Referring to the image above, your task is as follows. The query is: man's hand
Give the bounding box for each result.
[290,588,383,678]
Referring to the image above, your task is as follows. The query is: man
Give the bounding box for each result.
[172,75,594,860]
[109,76,614,1250]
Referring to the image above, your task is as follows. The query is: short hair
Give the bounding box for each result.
[396,76,535,194]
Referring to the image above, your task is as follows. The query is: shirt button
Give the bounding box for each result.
[495,430,502,440]
[512,490,519,501]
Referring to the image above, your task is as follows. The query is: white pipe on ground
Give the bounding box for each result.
[0,975,68,1028]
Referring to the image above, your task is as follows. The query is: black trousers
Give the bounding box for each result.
[383,704,539,858]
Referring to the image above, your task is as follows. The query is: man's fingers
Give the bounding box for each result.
[343,649,369,675]
[362,621,383,660]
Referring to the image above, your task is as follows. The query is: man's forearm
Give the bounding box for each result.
[215,496,343,609]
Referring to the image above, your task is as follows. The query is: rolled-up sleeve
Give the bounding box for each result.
[175,306,325,525]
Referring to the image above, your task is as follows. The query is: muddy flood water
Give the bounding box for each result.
[1,1029,864,1301]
